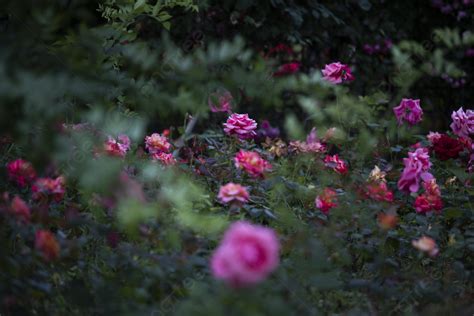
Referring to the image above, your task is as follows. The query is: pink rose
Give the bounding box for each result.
[6,159,36,187]
[10,196,30,223]
[104,134,131,158]
[145,133,171,154]
[324,154,348,175]
[393,98,423,126]
[412,236,439,257]
[450,107,474,138]
[218,183,249,205]
[223,113,257,140]
[208,89,233,113]
[315,188,338,215]
[321,62,354,84]
[151,152,176,166]
[234,150,272,178]
[211,221,280,287]
[32,176,66,203]
[397,148,433,193]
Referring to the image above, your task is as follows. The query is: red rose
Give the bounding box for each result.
[432,134,463,160]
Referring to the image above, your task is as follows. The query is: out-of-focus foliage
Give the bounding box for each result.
[0,0,473,315]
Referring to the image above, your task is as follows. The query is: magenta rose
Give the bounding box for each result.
[393,98,423,126]
[321,62,354,84]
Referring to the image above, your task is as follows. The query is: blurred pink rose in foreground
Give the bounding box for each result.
[322,62,354,84]
[412,236,439,257]
[218,183,249,205]
[211,221,279,287]
[393,98,423,126]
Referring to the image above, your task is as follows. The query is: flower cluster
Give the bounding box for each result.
[393,98,423,126]
[218,183,249,205]
[211,221,279,287]
[397,147,433,193]
[32,176,66,203]
[234,150,272,178]
[223,113,258,140]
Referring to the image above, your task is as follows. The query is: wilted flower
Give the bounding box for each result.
[6,159,36,187]
[450,107,474,138]
[208,89,233,113]
[145,133,171,154]
[35,230,60,261]
[368,165,387,183]
[32,176,65,203]
[315,188,338,215]
[398,148,433,193]
[412,236,439,257]
[324,155,348,175]
[211,221,279,287]
[377,213,398,230]
[431,134,463,160]
[218,183,249,205]
[393,98,423,126]
[10,196,30,223]
[262,138,288,157]
[234,150,272,178]
[322,62,354,84]
[223,113,257,140]
[104,134,130,158]
[151,152,176,165]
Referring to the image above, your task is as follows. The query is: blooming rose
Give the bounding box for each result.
[6,159,36,187]
[431,134,463,160]
[450,107,474,138]
[210,221,279,287]
[426,131,442,143]
[397,148,433,193]
[393,98,423,126]
[145,133,171,154]
[10,196,30,223]
[377,213,398,230]
[324,154,348,175]
[223,113,257,140]
[321,62,354,84]
[414,179,443,214]
[104,134,130,158]
[315,188,338,215]
[412,236,439,257]
[273,62,300,77]
[234,150,272,178]
[365,182,394,202]
[32,176,65,203]
[218,183,249,205]
[151,152,176,165]
[35,230,60,261]
[208,89,233,113]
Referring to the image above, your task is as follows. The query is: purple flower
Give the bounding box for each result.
[450,107,474,138]
[393,98,423,126]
